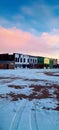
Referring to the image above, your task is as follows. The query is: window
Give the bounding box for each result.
[15,58,19,62]
[20,58,22,62]
[33,59,34,63]
[24,58,25,62]
[27,59,29,63]
[18,58,19,62]
[35,59,37,63]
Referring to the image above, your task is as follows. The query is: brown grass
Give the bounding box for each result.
[0,81,59,111]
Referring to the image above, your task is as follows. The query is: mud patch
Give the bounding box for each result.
[42,106,59,111]
[44,72,59,76]
[0,76,51,83]
[7,92,28,101]
[0,83,59,111]
[8,85,25,89]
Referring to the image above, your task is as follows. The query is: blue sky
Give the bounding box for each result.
[0,0,59,33]
[0,0,59,58]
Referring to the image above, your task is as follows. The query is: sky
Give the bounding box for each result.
[0,0,59,58]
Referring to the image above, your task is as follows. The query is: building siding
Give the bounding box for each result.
[44,58,50,64]
[0,53,58,69]
[14,53,30,68]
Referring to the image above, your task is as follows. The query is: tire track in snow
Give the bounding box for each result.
[30,100,39,130]
[17,100,39,130]
[9,100,27,130]
[10,99,39,130]
[17,102,32,130]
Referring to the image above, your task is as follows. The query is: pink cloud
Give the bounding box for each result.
[0,27,59,58]
[41,32,59,46]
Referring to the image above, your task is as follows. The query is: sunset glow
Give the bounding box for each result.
[0,0,59,58]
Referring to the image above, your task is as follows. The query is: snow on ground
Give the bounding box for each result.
[0,69,59,130]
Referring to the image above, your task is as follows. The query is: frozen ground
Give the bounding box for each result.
[0,69,59,130]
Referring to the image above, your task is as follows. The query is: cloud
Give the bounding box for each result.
[0,26,59,58]
[0,18,10,26]
[21,6,33,16]
[1,2,59,34]
[13,14,24,21]
[21,4,51,19]
[20,3,59,31]
[41,32,59,46]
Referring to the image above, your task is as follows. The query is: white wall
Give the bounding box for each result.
[15,53,29,65]
[29,56,38,64]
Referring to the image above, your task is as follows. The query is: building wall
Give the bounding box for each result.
[57,59,59,64]
[38,57,44,64]
[0,53,58,69]
[14,53,30,68]
[8,63,14,69]
[0,53,14,61]
[0,64,7,69]
[44,58,50,64]
[14,53,38,68]
[0,53,15,69]
[57,59,59,68]
[49,59,54,68]
[29,56,38,68]
[53,59,57,65]
[0,62,14,69]
[29,56,37,64]
[37,57,44,68]
[44,58,50,69]
[53,59,58,68]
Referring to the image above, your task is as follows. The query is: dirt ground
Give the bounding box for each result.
[44,72,59,76]
[0,82,59,111]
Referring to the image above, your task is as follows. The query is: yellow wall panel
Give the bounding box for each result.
[44,58,49,64]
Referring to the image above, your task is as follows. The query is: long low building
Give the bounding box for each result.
[0,53,59,69]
